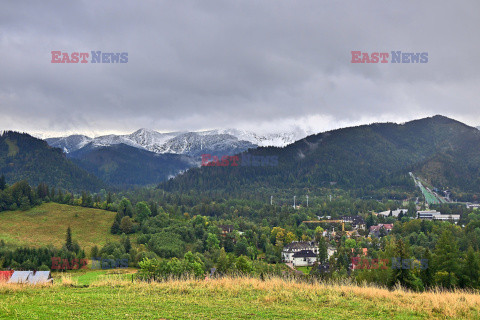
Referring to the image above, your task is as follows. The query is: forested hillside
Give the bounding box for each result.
[70,143,195,187]
[161,116,480,198]
[0,132,104,192]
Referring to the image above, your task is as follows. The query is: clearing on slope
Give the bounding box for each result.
[0,203,118,250]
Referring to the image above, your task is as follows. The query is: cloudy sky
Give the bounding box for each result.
[1,1,479,138]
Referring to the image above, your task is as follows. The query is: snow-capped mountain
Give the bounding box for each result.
[46,127,312,157]
[46,135,92,153]
[210,127,313,147]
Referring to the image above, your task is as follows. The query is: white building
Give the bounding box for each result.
[417,210,460,222]
[377,209,409,218]
[467,203,480,210]
[282,241,318,263]
[291,250,317,267]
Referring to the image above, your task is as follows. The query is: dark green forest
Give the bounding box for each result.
[0,131,104,191]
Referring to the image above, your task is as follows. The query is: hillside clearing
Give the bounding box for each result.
[0,203,118,250]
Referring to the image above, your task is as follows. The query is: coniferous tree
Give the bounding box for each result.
[65,226,74,252]
[90,245,99,258]
[111,214,121,234]
[124,236,131,253]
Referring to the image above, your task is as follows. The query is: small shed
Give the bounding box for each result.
[7,271,33,284]
[29,271,53,285]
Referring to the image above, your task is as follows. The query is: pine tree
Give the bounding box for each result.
[90,245,99,259]
[65,226,74,252]
[124,236,131,253]
[111,214,121,234]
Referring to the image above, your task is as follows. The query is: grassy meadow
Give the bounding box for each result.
[0,203,118,250]
[1,276,480,319]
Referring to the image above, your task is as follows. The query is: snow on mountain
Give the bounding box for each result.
[206,127,313,147]
[45,135,92,153]
[46,127,313,156]
[126,129,185,154]
[155,132,256,156]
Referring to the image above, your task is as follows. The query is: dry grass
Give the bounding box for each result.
[86,276,480,318]
[1,276,479,319]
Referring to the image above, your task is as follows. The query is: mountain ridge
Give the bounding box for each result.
[161,115,480,199]
[45,127,311,156]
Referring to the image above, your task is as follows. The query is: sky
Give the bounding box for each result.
[1,1,479,138]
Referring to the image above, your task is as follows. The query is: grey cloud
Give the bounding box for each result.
[0,0,479,136]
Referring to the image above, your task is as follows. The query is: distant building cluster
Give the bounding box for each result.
[377,208,460,222]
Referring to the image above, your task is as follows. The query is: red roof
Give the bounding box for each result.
[0,271,14,282]
[369,224,394,232]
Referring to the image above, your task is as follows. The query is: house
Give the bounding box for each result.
[417,210,460,222]
[377,209,409,218]
[369,224,394,237]
[218,225,234,237]
[292,250,317,267]
[340,216,366,229]
[282,241,318,263]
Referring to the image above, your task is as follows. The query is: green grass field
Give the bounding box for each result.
[0,203,118,250]
[57,268,137,285]
[295,266,312,274]
[1,277,479,319]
